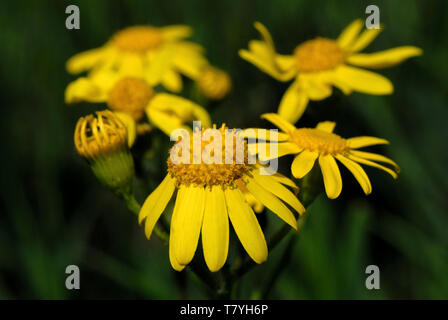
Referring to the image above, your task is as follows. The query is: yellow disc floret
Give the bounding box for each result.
[107,77,154,120]
[290,128,348,155]
[167,125,252,187]
[74,110,128,160]
[112,26,163,52]
[294,37,345,72]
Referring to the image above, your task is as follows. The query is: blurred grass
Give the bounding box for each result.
[0,0,447,299]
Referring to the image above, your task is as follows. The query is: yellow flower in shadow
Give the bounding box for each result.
[66,25,208,93]
[240,20,422,123]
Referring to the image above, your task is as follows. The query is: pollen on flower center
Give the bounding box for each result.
[294,37,345,72]
[167,125,252,187]
[112,26,163,52]
[107,77,154,120]
[291,128,348,154]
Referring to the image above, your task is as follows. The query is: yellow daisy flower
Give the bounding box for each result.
[239,20,422,123]
[138,125,305,272]
[66,25,208,93]
[65,73,211,136]
[245,113,400,199]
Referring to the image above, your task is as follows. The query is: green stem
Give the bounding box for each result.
[122,193,169,245]
[261,234,296,298]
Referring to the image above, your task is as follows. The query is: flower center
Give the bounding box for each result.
[74,110,128,160]
[167,125,252,187]
[294,37,345,72]
[290,128,348,154]
[112,26,163,52]
[107,77,154,120]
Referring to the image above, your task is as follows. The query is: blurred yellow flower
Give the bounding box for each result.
[65,73,211,136]
[240,20,422,123]
[196,66,232,100]
[139,125,305,272]
[66,25,208,93]
[245,113,400,199]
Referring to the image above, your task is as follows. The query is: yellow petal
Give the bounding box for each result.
[316,121,336,133]
[337,19,363,50]
[276,54,297,71]
[145,45,175,86]
[261,113,296,133]
[162,69,183,93]
[149,93,211,128]
[347,136,389,149]
[331,65,393,95]
[239,22,296,82]
[347,46,423,69]
[248,39,296,72]
[271,172,299,192]
[252,170,305,215]
[64,77,106,103]
[225,188,267,264]
[169,190,187,272]
[191,103,212,129]
[347,154,398,179]
[89,69,122,92]
[161,25,193,40]
[169,238,186,272]
[319,154,343,199]
[202,186,229,272]
[300,74,333,100]
[336,155,372,195]
[350,150,399,172]
[349,27,382,52]
[172,42,208,79]
[242,128,289,142]
[114,112,137,147]
[244,191,264,213]
[117,53,144,77]
[246,179,297,230]
[66,47,109,74]
[278,80,309,124]
[323,69,352,95]
[239,49,296,82]
[139,175,175,237]
[256,142,302,161]
[146,108,189,136]
[291,150,319,179]
[172,186,205,265]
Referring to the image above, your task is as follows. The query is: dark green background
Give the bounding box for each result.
[1,0,447,299]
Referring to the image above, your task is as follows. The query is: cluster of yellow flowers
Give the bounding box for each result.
[68,20,421,273]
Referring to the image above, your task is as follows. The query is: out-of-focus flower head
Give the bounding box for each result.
[240,20,422,123]
[66,25,209,93]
